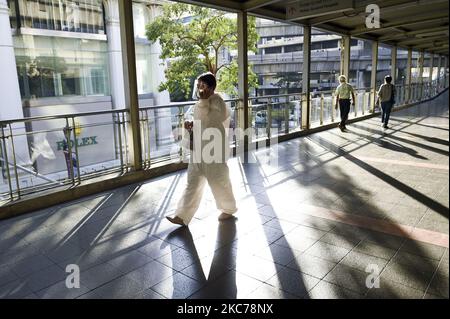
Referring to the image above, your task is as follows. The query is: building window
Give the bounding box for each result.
[311,42,321,50]
[10,0,105,34]
[7,0,18,28]
[14,35,110,100]
[90,69,106,95]
[284,44,302,53]
[322,40,338,49]
[265,46,282,54]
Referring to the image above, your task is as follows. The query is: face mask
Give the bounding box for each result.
[196,84,210,99]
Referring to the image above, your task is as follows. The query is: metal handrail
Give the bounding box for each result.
[0,81,447,202]
[0,108,127,126]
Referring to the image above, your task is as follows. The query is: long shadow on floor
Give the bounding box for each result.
[245,127,446,298]
[400,131,450,147]
[160,219,237,299]
[351,123,449,157]
[237,151,312,299]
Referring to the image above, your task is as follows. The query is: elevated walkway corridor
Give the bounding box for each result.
[0,91,448,299]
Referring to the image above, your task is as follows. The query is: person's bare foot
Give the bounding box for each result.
[166,216,186,226]
[218,213,234,221]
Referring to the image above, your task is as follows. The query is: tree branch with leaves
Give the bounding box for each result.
[146,3,259,99]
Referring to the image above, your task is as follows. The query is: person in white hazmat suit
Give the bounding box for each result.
[166,72,237,226]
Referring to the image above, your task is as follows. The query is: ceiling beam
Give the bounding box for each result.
[433,49,449,54]
[175,0,242,12]
[351,14,449,36]
[414,42,448,49]
[303,0,448,25]
[306,0,405,25]
[243,0,284,11]
[397,35,447,46]
[310,23,354,36]
[250,7,286,22]
[378,26,449,41]
[287,0,374,23]
[250,8,379,43]
[409,43,447,52]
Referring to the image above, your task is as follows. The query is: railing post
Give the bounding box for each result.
[331,92,335,122]
[8,124,20,198]
[362,92,366,115]
[354,92,358,117]
[116,112,124,173]
[71,117,81,184]
[147,110,152,166]
[319,93,324,125]
[141,109,149,167]
[401,85,405,105]
[284,97,290,134]
[267,97,272,139]
[64,118,75,185]
[141,109,148,166]
[0,123,13,200]
[178,105,185,161]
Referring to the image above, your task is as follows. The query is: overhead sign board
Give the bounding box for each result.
[287,0,354,20]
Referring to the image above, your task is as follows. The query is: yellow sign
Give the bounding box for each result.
[74,121,82,136]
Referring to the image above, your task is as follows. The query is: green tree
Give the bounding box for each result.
[146,3,259,99]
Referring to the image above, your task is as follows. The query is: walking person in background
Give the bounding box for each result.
[335,75,356,132]
[376,75,396,129]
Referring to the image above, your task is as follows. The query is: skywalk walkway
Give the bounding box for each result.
[0,91,448,299]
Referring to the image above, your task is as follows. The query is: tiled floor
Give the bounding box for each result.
[0,91,448,299]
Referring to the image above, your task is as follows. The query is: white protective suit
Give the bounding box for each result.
[175,93,237,225]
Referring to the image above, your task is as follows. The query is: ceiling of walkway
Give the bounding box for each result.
[184,0,449,55]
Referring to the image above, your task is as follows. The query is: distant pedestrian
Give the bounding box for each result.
[335,75,355,132]
[376,75,395,129]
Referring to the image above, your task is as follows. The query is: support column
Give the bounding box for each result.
[391,46,397,84]
[418,50,424,99]
[445,56,449,88]
[237,11,250,152]
[436,55,442,90]
[340,35,350,80]
[370,41,378,112]
[441,56,448,89]
[301,25,311,129]
[118,0,142,170]
[0,0,31,170]
[428,54,434,97]
[104,0,126,109]
[406,48,412,102]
